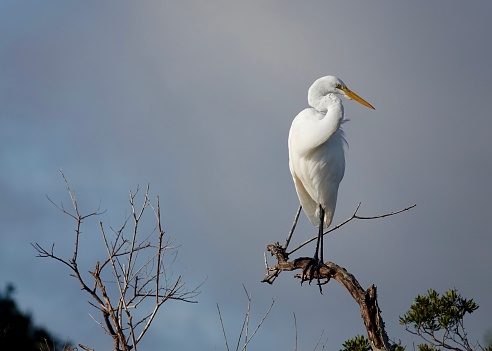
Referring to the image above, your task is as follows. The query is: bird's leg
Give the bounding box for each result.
[319,205,325,265]
[315,205,325,292]
[301,205,325,293]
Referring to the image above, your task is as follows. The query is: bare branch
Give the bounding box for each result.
[78,344,95,351]
[34,174,199,351]
[284,205,303,250]
[235,285,251,351]
[88,312,109,334]
[261,201,416,351]
[31,243,72,270]
[264,242,394,351]
[293,313,298,351]
[262,205,304,285]
[240,296,274,351]
[217,287,275,351]
[287,203,416,255]
[312,329,327,351]
[217,303,231,351]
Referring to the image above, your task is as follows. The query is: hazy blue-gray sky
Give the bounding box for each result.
[1,1,491,350]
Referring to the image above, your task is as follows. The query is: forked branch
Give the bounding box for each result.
[262,202,415,351]
[217,285,275,351]
[262,203,415,284]
[265,244,394,351]
[33,172,199,351]
[289,203,416,255]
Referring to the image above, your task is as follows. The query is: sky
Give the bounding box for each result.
[1,1,492,350]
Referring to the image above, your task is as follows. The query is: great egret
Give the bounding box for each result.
[288,75,374,286]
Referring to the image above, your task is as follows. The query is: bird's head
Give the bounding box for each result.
[308,75,375,111]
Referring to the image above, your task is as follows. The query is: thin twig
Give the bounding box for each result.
[235,287,250,351]
[312,330,327,351]
[35,175,199,351]
[217,304,230,351]
[88,312,108,334]
[240,298,275,351]
[284,205,302,249]
[263,205,303,284]
[293,313,298,351]
[287,203,416,255]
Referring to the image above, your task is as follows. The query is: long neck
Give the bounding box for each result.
[309,86,340,110]
[312,94,344,147]
[291,94,344,155]
[312,91,344,133]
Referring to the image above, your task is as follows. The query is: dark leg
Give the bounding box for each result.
[301,204,325,293]
[312,205,324,267]
[318,205,325,265]
[315,205,325,292]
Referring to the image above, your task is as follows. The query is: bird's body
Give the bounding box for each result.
[288,91,346,228]
[288,76,374,286]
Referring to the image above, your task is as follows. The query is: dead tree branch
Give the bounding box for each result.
[265,244,393,351]
[288,203,416,256]
[33,171,199,351]
[263,203,415,285]
[262,203,416,351]
[217,285,275,351]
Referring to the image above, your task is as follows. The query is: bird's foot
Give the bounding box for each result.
[299,257,327,294]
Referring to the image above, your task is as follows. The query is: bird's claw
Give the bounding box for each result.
[300,257,326,293]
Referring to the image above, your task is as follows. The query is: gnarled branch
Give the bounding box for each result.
[265,243,393,351]
[33,171,200,351]
[262,203,415,351]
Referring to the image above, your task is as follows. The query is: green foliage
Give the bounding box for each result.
[399,289,478,333]
[340,335,407,351]
[0,283,70,351]
[399,289,480,351]
[340,335,372,351]
[416,344,440,351]
[341,334,406,351]
[342,289,488,351]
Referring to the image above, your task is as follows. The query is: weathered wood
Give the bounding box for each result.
[263,242,395,351]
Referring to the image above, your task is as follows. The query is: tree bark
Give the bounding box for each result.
[263,242,395,351]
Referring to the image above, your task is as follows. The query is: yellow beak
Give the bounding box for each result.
[342,87,375,110]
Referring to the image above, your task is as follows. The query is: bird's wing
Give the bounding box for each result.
[289,129,346,228]
[290,171,320,227]
[289,107,343,157]
[288,108,324,157]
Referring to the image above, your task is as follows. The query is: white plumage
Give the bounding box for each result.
[288,75,374,233]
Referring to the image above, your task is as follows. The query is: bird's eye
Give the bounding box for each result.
[335,84,342,89]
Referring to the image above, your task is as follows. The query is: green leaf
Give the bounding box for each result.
[340,335,371,351]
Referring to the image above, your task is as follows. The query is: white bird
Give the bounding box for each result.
[288,75,374,284]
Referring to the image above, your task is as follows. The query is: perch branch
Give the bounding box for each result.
[263,205,302,284]
[262,202,416,350]
[288,203,416,255]
[265,244,394,351]
[262,204,415,284]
